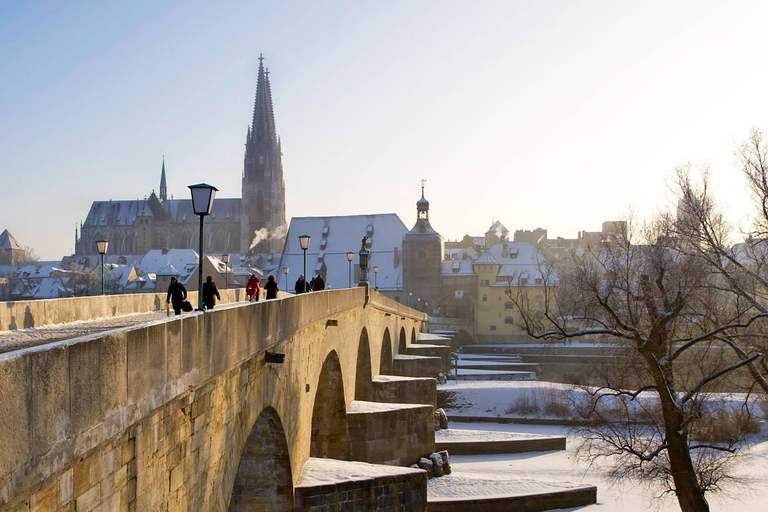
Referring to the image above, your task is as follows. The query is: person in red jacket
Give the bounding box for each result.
[246,274,260,302]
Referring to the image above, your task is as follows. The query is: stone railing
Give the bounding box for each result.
[0,289,247,331]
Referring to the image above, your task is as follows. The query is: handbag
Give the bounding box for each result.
[181,301,193,312]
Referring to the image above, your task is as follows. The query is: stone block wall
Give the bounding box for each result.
[346,402,434,466]
[392,355,442,378]
[405,344,452,371]
[0,289,427,511]
[294,459,427,512]
[0,288,249,331]
[372,376,436,407]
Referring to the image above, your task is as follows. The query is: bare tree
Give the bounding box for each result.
[508,193,768,511]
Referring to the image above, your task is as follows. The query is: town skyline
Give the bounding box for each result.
[3,2,768,259]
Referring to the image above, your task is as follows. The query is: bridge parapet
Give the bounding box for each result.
[0,289,248,331]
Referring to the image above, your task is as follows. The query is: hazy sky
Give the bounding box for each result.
[2,1,768,259]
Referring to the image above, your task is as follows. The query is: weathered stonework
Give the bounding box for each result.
[0,289,427,511]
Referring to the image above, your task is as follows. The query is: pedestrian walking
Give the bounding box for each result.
[295,274,309,294]
[202,276,221,310]
[309,277,316,291]
[313,274,325,291]
[246,274,260,302]
[264,275,279,299]
[166,277,187,315]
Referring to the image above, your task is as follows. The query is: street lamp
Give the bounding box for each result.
[222,253,230,290]
[373,266,379,289]
[96,240,108,295]
[298,235,311,293]
[347,252,354,288]
[189,183,218,311]
[283,267,289,291]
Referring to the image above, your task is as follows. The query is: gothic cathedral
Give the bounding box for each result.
[75,55,287,256]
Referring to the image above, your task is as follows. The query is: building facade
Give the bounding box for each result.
[75,55,286,257]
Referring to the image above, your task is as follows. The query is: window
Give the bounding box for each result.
[480,279,490,286]
[418,250,428,262]
[504,316,514,324]
[520,277,528,285]
[482,294,488,302]
[490,325,497,331]
[504,301,514,309]
[535,278,543,285]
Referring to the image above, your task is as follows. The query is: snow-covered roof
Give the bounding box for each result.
[137,249,198,283]
[486,241,557,286]
[486,220,509,235]
[475,250,499,265]
[442,259,475,276]
[82,197,243,227]
[277,214,408,290]
[23,277,71,299]
[0,229,23,251]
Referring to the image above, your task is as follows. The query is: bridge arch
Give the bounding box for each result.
[228,407,293,511]
[311,350,348,459]
[398,327,407,354]
[411,327,417,345]
[355,328,373,401]
[380,328,393,375]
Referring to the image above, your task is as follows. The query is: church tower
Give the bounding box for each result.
[402,181,444,312]
[241,54,287,254]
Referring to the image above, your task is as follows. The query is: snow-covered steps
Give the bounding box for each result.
[428,475,597,512]
[449,368,537,381]
[434,428,565,455]
[295,457,427,512]
[456,359,541,373]
[406,343,452,369]
[372,375,436,407]
[393,353,443,378]
[347,400,435,466]
[458,354,523,362]
[416,332,452,346]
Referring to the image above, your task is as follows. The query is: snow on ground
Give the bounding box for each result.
[435,428,552,443]
[433,381,768,511]
[296,457,423,487]
[0,310,167,354]
[439,379,765,420]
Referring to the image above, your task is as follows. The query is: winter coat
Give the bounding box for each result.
[264,279,279,300]
[295,278,308,294]
[313,276,325,291]
[246,277,260,296]
[202,281,221,309]
[166,282,187,305]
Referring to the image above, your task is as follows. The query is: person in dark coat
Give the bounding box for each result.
[295,274,308,294]
[202,276,221,310]
[166,276,187,315]
[309,277,316,291]
[313,274,325,291]
[246,275,260,302]
[264,275,279,299]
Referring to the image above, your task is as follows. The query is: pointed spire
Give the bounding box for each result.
[159,156,167,202]
[250,55,278,144]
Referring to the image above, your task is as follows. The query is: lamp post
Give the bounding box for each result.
[189,183,218,311]
[96,240,108,295]
[347,252,354,288]
[283,267,289,290]
[298,235,311,293]
[222,253,230,290]
[373,266,379,289]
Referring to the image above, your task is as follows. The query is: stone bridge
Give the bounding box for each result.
[0,289,450,511]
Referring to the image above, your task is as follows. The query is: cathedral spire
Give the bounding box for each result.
[159,156,167,202]
[250,54,278,144]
